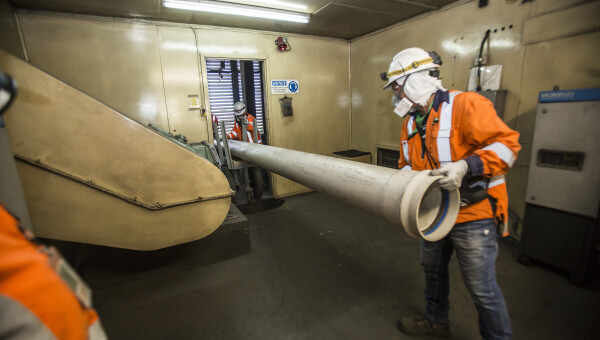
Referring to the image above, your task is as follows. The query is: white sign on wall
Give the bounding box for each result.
[271,79,299,94]
[188,95,200,110]
[467,65,502,91]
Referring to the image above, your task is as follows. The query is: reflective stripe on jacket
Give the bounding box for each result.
[0,207,106,340]
[398,90,521,233]
[227,115,262,143]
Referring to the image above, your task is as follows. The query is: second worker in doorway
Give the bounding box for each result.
[227,101,262,144]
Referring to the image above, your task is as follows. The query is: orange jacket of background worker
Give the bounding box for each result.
[226,101,262,144]
[0,206,106,339]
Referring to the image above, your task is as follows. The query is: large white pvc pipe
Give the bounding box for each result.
[228,141,460,241]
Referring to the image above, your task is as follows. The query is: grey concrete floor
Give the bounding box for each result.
[93,192,600,339]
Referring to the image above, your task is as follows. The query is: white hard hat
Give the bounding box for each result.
[233,102,246,116]
[382,47,442,90]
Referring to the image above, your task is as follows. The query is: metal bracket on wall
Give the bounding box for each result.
[219,120,233,170]
[212,120,225,164]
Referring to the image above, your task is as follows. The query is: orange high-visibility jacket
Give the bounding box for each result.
[227,114,262,143]
[0,206,105,340]
[398,91,521,234]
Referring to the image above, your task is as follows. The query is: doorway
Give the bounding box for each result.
[205,58,272,198]
[206,59,267,142]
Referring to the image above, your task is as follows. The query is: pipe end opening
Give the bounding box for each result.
[401,172,460,241]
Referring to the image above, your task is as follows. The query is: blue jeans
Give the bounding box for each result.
[421,218,512,340]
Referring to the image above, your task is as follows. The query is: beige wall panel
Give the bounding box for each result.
[517,31,600,144]
[18,13,170,129]
[505,164,530,236]
[272,174,291,198]
[194,28,350,197]
[287,180,312,196]
[514,143,532,168]
[523,1,600,45]
[350,0,530,160]
[0,0,24,59]
[157,26,209,142]
[530,0,592,17]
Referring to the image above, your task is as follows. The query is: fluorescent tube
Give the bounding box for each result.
[226,0,308,11]
[164,0,310,23]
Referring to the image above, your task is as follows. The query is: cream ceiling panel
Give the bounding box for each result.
[9,0,459,39]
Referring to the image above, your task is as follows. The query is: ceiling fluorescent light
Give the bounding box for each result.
[236,0,308,11]
[164,0,310,23]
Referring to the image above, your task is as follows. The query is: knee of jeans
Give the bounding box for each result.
[465,280,501,306]
[421,240,451,271]
[421,252,440,272]
[472,292,496,306]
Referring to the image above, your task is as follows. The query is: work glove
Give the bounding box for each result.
[242,117,249,126]
[430,160,468,191]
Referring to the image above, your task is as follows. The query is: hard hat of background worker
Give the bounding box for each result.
[381,47,442,90]
[234,102,247,117]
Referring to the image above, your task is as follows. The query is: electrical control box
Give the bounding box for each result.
[524,95,600,217]
[520,88,600,284]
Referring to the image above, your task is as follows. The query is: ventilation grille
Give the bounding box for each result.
[377,148,400,169]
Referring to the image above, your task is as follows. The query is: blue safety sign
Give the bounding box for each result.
[271,79,299,94]
[288,81,299,93]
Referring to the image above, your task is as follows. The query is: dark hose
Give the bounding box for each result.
[476,29,491,91]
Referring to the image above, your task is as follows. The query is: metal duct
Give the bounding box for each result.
[228,141,460,241]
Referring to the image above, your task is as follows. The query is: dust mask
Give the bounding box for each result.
[394,97,416,118]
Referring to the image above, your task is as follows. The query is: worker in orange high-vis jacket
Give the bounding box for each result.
[227,101,262,144]
[381,47,520,340]
[0,206,107,340]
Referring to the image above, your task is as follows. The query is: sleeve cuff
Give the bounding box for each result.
[464,155,484,177]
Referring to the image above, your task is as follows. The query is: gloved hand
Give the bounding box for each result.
[242,117,248,126]
[430,160,468,191]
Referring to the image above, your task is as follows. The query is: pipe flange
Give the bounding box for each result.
[400,171,460,241]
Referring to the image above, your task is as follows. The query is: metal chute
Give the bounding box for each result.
[0,49,233,250]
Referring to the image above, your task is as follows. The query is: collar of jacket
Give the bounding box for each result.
[432,89,449,112]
